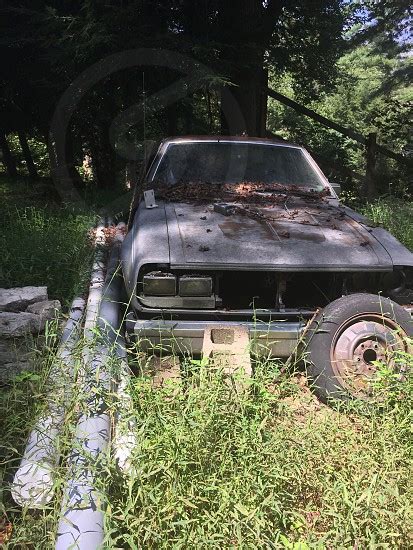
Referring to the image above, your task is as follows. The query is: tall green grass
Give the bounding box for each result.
[0,177,95,305]
[363,197,413,251]
[1,189,413,548]
[2,351,412,548]
[0,334,62,548]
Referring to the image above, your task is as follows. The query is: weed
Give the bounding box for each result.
[2,336,412,548]
[363,197,413,251]
[100,357,413,549]
[0,176,95,305]
[1,187,413,548]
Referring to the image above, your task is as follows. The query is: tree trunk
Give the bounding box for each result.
[0,132,18,178]
[66,133,84,190]
[218,0,274,137]
[18,130,38,179]
[48,129,84,202]
[365,132,377,201]
[221,64,268,136]
[90,125,117,189]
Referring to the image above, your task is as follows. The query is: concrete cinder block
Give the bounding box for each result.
[202,324,252,378]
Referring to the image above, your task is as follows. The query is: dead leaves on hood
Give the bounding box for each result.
[149,182,370,241]
[152,181,330,205]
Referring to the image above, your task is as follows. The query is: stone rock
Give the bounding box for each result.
[0,312,43,338]
[27,299,61,319]
[0,287,48,313]
[0,361,33,383]
[0,340,36,383]
[0,339,32,363]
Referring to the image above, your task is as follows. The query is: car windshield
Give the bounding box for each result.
[151,141,325,190]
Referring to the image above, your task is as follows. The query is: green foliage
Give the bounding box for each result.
[1,349,412,548]
[363,197,413,251]
[267,44,412,196]
[26,138,50,178]
[3,133,50,178]
[0,0,347,185]
[103,364,413,548]
[1,186,413,548]
[1,5,412,546]
[347,1,411,56]
[269,1,345,99]
[0,176,95,304]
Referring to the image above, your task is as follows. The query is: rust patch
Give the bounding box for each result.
[270,222,326,243]
[219,218,277,241]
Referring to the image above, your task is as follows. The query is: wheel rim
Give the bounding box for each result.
[330,313,408,400]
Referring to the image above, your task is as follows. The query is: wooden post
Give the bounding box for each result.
[365,132,377,201]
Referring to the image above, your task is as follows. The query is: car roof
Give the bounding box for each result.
[161,135,302,149]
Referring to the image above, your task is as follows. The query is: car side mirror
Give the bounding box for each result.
[329,182,341,196]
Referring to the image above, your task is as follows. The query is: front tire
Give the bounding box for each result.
[304,293,412,403]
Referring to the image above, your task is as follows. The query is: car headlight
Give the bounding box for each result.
[143,271,176,296]
[179,274,213,296]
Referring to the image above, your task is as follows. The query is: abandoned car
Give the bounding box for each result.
[121,136,413,402]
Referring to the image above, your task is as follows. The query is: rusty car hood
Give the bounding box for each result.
[164,198,393,271]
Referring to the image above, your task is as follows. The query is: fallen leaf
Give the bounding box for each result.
[0,519,12,545]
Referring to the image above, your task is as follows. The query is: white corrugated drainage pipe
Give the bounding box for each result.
[11,297,85,507]
[113,220,137,475]
[11,219,108,508]
[106,220,137,474]
[83,220,106,341]
[56,234,124,550]
[112,330,137,476]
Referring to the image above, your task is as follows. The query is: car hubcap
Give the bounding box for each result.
[330,314,407,399]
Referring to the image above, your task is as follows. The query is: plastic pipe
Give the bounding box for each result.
[12,219,109,508]
[11,297,85,507]
[56,242,123,550]
[83,220,106,341]
[112,331,137,476]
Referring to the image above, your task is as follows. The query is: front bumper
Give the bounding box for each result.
[125,313,306,357]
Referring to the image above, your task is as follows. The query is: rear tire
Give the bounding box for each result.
[304,293,412,403]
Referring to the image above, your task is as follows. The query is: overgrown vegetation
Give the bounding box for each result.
[102,362,413,548]
[267,42,412,196]
[1,345,412,548]
[1,1,411,546]
[0,176,95,305]
[1,190,413,547]
[364,198,413,252]
[1,2,410,197]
